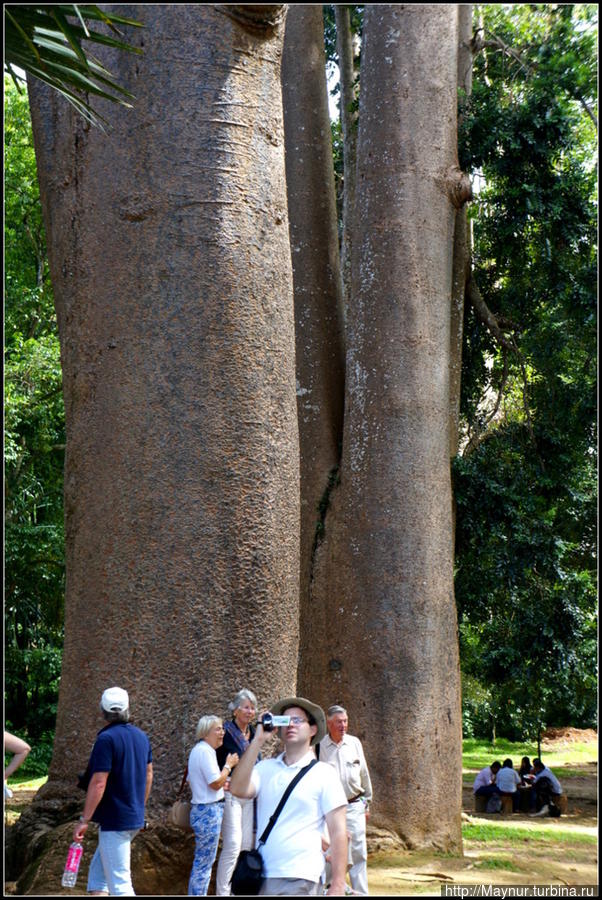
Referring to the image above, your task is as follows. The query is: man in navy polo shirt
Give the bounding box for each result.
[73,687,153,895]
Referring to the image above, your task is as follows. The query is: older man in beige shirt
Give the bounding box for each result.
[318,705,373,895]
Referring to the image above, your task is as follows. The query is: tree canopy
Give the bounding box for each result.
[454,3,597,740]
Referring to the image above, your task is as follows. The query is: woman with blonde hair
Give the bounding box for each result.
[187,716,239,896]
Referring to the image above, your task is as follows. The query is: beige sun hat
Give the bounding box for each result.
[270,696,327,746]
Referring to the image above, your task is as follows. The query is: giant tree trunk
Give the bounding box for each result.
[281,5,346,694]
[450,4,474,459]
[303,4,465,850]
[16,4,296,890]
[335,4,359,312]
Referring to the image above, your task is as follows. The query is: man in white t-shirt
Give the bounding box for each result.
[495,758,521,811]
[472,760,501,798]
[230,696,348,896]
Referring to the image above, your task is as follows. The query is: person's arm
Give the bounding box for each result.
[73,771,109,841]
[324,805,348,896]
[145,762,153,803]
[229,722,271,799]
[4,732,31,780]
[208,752,239,791]
[358,742,373,817]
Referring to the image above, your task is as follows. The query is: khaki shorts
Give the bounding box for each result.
[259,877,321,895]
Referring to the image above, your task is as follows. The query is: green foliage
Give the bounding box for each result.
[4,5,143,130]
[455,5,597,739]
[462,821,596,844]
[472,857,522,871]
[4,77,65,743]
[4,729,55,780]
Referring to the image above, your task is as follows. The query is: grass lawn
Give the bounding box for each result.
[462,737,598,774]
[5,774,48,791]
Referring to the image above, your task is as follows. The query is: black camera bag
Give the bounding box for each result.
[231,848,264,896]
[230,759,317,896]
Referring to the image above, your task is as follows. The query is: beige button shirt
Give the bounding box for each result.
[319,733,373,803]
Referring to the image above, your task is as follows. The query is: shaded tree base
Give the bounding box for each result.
[6,788,458,894]
[6,791,195,895]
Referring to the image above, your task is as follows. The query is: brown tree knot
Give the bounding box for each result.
[118,196,155,222]
[446,167,473,209]
[221,5,286,33]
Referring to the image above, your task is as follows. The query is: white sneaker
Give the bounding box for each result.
[530,804,549,817]
[4,783,13,799]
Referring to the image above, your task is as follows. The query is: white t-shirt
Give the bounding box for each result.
[187,740,224,804]
[495,767,521,793]
[250,750,347,883]
[473,766,495,793]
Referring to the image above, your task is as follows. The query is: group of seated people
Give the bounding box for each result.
[473,756,563,816]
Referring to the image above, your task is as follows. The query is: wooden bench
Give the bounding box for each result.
[474,795,488,813]
[501,794,514,815]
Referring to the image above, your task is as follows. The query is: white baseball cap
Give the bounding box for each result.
[100,686,129,713]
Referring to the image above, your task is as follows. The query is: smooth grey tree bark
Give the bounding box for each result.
[450,3,474,459]
[335,4,359,312]
[305,4,468,850]
[281,4,346,696]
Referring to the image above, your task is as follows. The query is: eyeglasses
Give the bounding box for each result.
[287,716,308,725]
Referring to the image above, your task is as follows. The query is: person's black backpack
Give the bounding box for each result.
[548,801,562,817]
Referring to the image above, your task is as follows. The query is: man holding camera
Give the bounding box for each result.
[318,705,373,895]
[229,696,348,896]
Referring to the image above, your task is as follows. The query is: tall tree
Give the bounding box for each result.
[454,2,598,741]
[449,4,473,461]
[25,0,297,825]
[281,5,346,694]
[334,4,359,310]
[304,4,468,850]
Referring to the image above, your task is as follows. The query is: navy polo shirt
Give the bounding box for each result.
[89,722,152,831]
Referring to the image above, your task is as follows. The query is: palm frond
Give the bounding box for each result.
[4,4,144,130]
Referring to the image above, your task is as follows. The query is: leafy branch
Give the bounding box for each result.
[464,273,541,466]
[4,5,143,130]
[471,26,598,132]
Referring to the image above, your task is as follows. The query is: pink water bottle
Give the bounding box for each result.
[61,841,83,888]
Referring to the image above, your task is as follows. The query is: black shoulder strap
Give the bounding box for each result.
[177,765,189,797]
[258,758,318,846]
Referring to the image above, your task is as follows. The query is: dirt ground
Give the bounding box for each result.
[4,730,598,895]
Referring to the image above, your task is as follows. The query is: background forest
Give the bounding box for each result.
[4,4,598,775]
